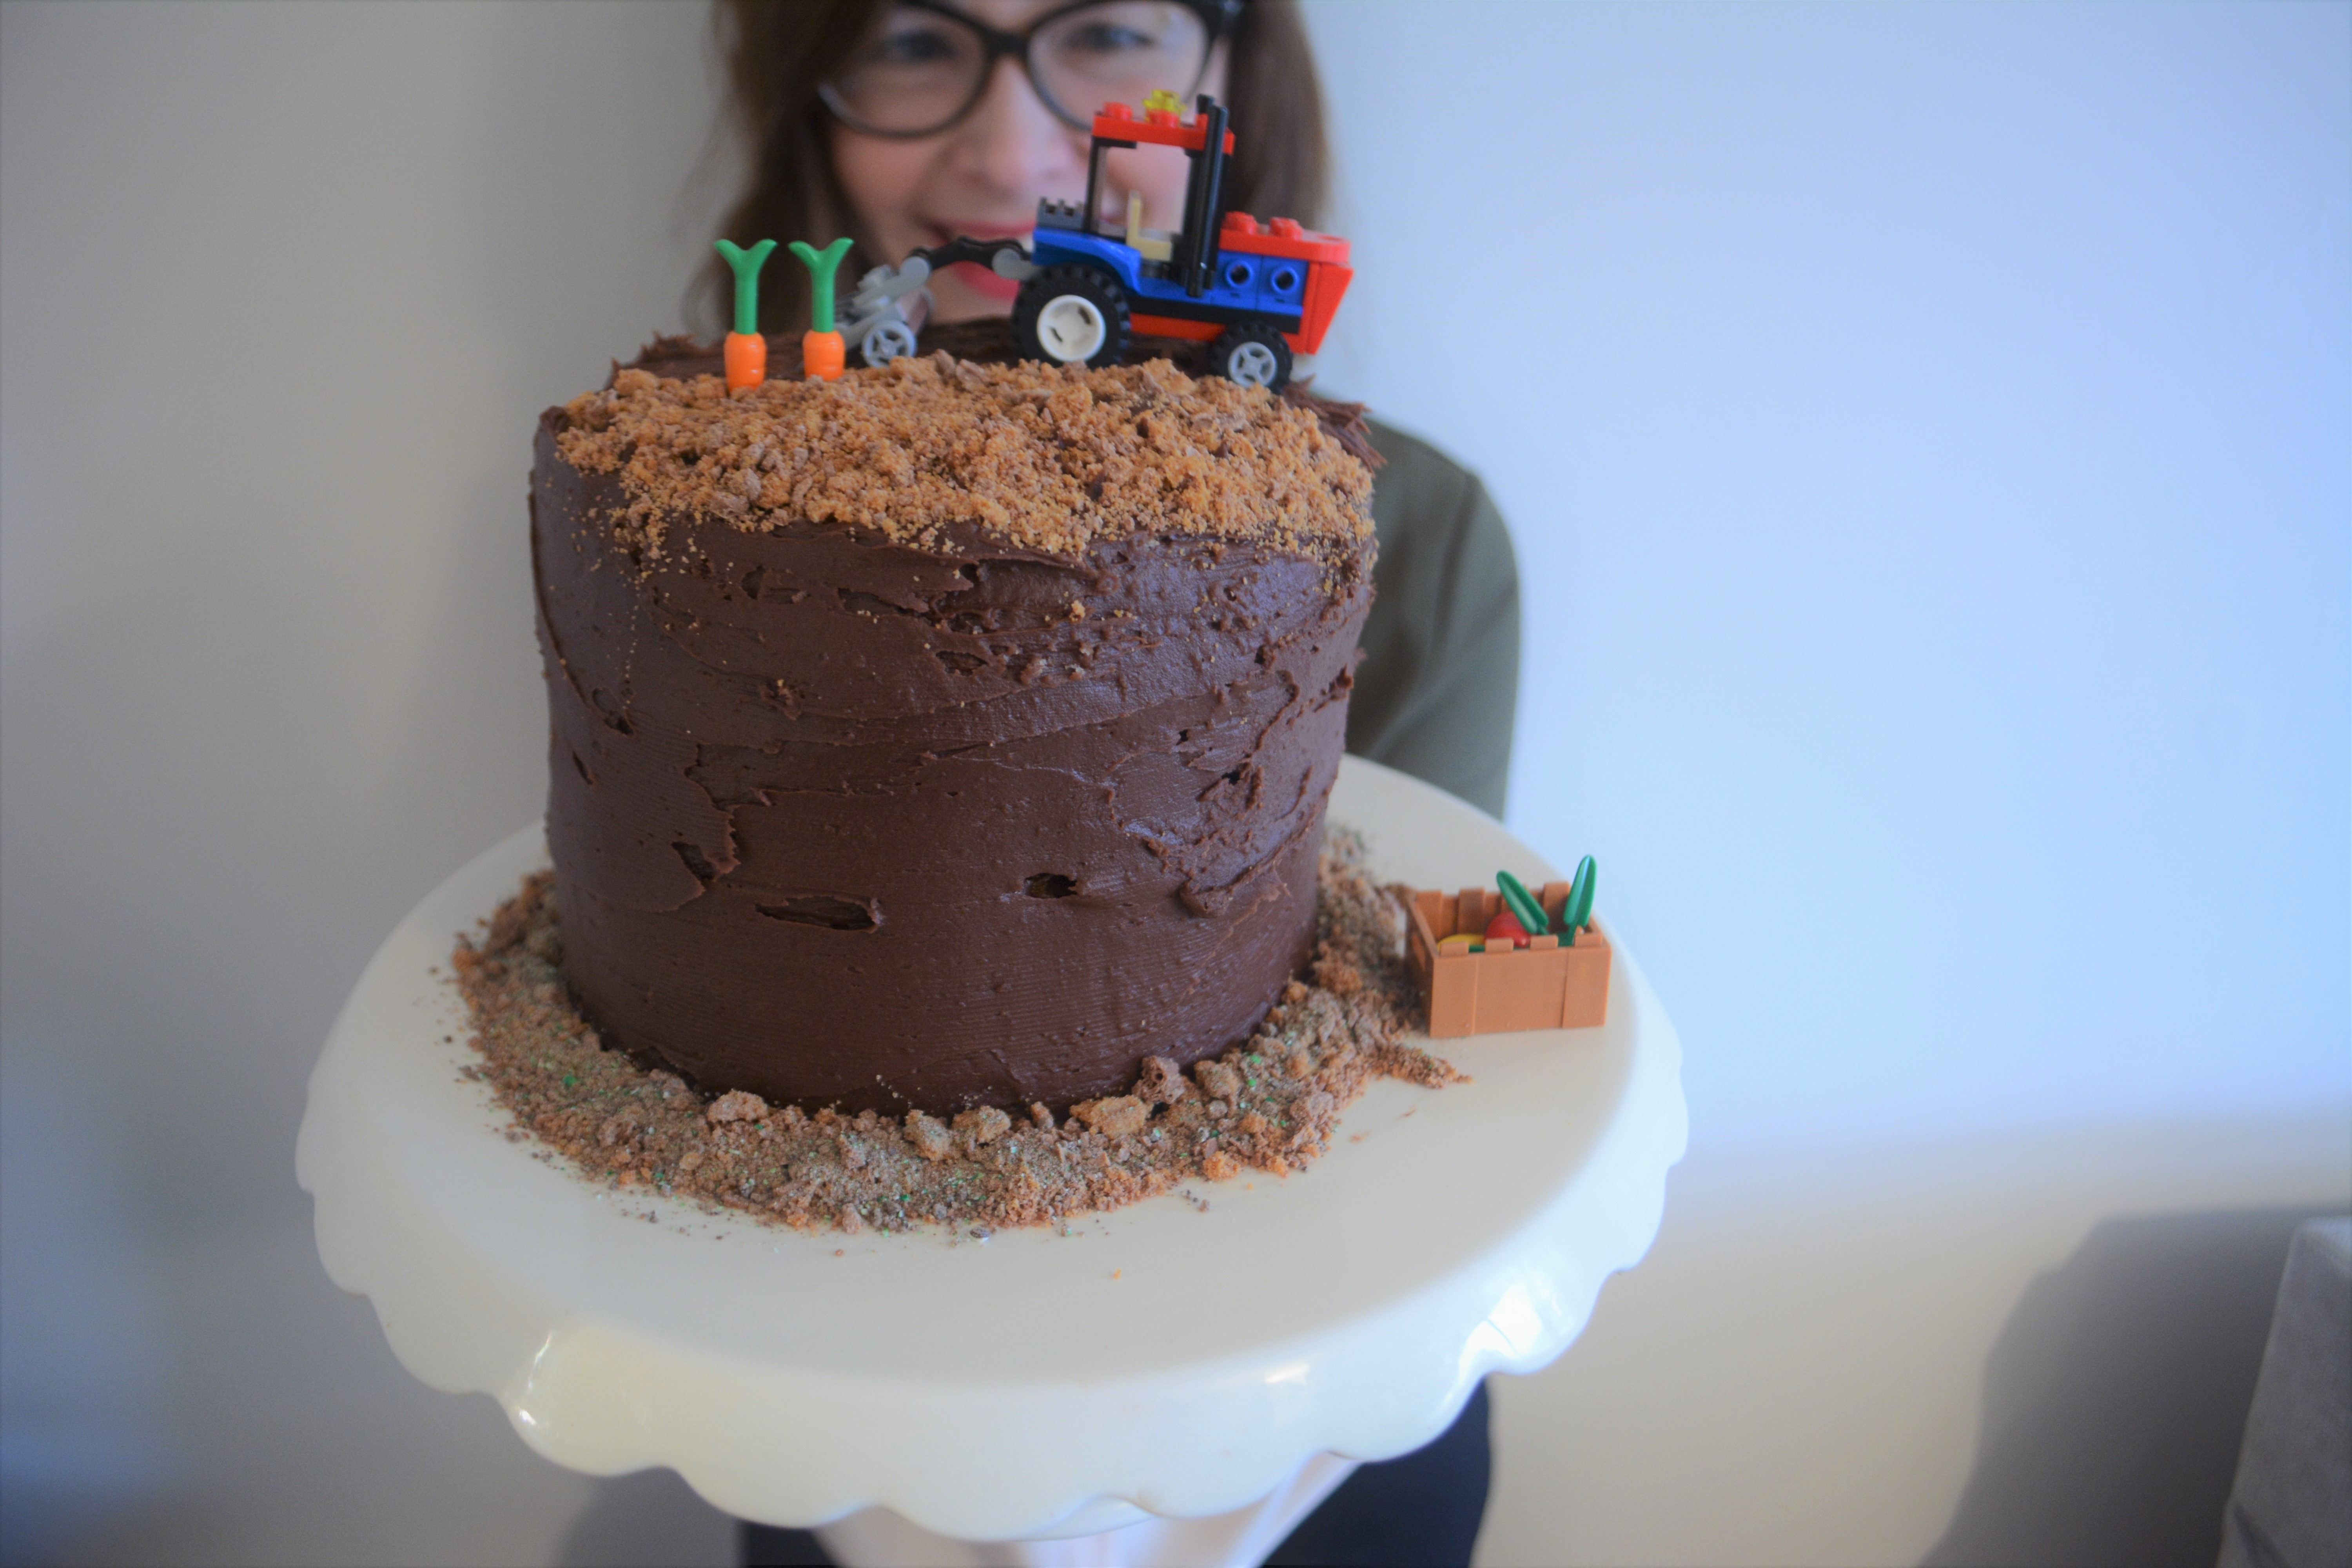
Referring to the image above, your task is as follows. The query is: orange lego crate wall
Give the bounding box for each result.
[1406,883,1611,1038]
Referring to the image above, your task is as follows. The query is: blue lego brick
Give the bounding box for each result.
[1027,230,1305,332]
[1031,230,1145,289]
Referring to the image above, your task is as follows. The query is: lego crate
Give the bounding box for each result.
[1405,882,1611,1038]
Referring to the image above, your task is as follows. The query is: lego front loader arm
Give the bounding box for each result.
[909,237,1037,283]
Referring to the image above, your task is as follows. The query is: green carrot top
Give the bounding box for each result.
[1495,870,1549,938]
[1495,859,1596,945]
[788,238,855,334]
[713,239,777,336]
[1562,855,1597,936]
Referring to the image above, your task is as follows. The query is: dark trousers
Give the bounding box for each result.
[741,1379,1491,1568]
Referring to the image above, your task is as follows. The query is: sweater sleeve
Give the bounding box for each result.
[1343,420,1522,819]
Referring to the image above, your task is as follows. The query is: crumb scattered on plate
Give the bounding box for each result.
[450,831,1458,1234]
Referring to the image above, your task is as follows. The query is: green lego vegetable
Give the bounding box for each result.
[788,237,855,333]
[1495,870,1549,940]
[713,239,777,336]
[1561,855,1597,942]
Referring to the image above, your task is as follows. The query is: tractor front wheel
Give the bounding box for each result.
[858,318,918,367]
[1207,321,1292,391]
[1013,266,1130,369]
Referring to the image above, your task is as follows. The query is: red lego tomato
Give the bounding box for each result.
[1484,911,1530,949]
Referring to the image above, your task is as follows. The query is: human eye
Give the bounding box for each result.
[852,8,976,75]
[864,24,960,67]
[882,28,961,65]
[1060,19,1158,57]
[1044,3,1200,72]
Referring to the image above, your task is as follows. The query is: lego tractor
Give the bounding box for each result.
[843,93,1352,392]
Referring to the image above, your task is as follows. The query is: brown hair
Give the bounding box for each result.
[707,0,1330,335]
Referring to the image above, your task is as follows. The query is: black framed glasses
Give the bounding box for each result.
[818,0,1241,139]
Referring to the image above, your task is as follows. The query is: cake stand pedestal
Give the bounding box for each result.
[298,757,1687,1563]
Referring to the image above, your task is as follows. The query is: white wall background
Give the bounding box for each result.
[1307,1,2350,1147]
[2,4,2345,1566]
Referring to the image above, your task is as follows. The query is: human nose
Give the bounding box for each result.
[947,54,1082,199]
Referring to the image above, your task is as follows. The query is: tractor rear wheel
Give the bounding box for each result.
[1207,321,1293,391]
[1013,266,1130,369]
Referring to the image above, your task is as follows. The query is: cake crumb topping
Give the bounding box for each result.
[448,831,1459,1235]
[553,354,1375,563]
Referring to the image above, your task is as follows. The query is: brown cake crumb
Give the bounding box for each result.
[1072,1095,1148,1138]
[706,1090,767,1124]
[622,318,1388,474]
[552,354,1374,565]
[448,831,1459,1234]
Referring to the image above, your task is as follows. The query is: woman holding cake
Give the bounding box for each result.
[710,4,1514,1563]
[713,0,1520,820]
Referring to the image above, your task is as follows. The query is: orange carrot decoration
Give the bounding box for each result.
[800,328,846,382]
[723,330,766,391]
[789,238,854,383]
[713,239,777,391]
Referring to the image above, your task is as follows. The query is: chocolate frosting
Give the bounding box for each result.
[532,384,1375,1114]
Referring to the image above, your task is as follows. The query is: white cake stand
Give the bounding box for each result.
[298,757,1687,1556]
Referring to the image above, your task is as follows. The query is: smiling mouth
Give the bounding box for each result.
[945,263,1022,303]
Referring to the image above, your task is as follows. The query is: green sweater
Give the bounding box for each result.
[1346,421,1522,819]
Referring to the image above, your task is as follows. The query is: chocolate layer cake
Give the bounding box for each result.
[532,347,1375,1114]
